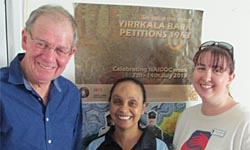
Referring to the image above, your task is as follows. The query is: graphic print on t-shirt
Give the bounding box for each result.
[181,130,212,150]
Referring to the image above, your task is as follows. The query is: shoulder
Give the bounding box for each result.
[233,103,250,121]
[53,76,81,105]
[86,136,105,150]
[156,138,169,150]
[0,67,9,73]
[185,103,201,111]
[235,103,250,113]
[57,76,77,87]
[0,67,9,81]
[175,104,201,128]
[179,103,201,118]
[56,76,79,92]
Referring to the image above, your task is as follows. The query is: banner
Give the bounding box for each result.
[74,3,202,102]
[74,3,203,149]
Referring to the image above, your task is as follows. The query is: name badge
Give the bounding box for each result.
[211,129,226,137]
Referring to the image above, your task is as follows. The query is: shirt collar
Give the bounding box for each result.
[101,127,155,150]
[8,53,25,85]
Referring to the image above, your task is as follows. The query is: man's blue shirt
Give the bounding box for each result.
[0,53,83,150]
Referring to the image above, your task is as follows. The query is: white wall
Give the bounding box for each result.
[2,0,250,107]
[0,0,7,67]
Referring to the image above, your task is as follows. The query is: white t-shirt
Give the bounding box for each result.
[173,103,250,150]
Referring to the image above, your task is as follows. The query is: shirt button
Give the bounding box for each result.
[38,98,42,101]
[46,117,49,122]
[48,140,52,144]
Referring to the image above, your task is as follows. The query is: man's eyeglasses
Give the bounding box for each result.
[29,31,72,57]
[199,41,234,59]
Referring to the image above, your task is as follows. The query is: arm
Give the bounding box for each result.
[73,100,83,150]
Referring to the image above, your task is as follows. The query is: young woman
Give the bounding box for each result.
[173,41,250,150]
[87,77,168,150]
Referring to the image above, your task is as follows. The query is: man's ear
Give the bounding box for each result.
[22,29,29,51]
[69,47,77,57]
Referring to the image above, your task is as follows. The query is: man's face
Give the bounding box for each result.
[21,15,76,85]
[148,118,156,126]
